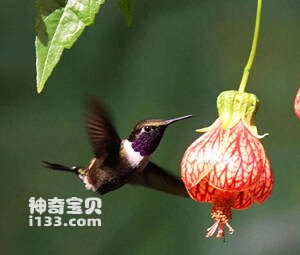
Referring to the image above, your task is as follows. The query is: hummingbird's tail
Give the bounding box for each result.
[43,161,85,175]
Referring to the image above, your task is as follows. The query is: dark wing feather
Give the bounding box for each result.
[87,97,121,158]
[130,162,189,197]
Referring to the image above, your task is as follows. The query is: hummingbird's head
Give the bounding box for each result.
[128,115,193,156]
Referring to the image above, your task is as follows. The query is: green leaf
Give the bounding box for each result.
[35,0,105,93]
[119,0,134,27]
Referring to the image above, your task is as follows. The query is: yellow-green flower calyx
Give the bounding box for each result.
[217,90,260,133]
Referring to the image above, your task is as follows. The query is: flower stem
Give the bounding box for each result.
[238,0,262,93]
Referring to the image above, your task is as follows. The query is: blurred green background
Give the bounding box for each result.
[1,0,300,254]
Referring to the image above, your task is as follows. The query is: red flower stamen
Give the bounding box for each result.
[206,195,234,238]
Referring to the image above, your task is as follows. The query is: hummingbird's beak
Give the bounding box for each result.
[165,115,193,125]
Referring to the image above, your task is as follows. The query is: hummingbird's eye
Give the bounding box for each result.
[144,126,151,132]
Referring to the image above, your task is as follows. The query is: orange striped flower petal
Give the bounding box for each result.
[232,190,254,209]
[208,120,265,191]
[187,177,215,203]
[181,119,222,189]
[252,157,274,204]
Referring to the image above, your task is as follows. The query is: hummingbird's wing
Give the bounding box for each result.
[130,162,189,197]
[87,97,121,158]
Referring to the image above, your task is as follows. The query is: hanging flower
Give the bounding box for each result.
[181,90,274,239]
[294,88,300,119]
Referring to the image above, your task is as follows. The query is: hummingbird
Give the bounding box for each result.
[44,97,193,196]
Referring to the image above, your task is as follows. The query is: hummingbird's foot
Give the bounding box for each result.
[79,175,97,191]
[78,159,99,192]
